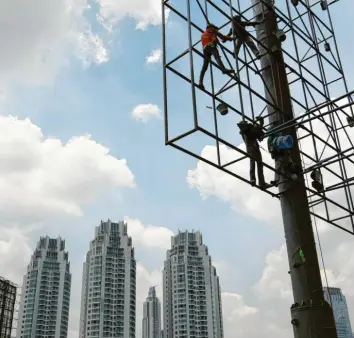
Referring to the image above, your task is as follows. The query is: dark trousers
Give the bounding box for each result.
[234,37,259,57]
[247,145,265,185]
[199,45,226,84]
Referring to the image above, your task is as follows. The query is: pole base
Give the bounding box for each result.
[291,300,338,338]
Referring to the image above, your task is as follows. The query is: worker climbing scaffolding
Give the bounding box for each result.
[238,116,272,189]
[163,0,354,335]
[198,23,236,90]
[198,13,298,189]
[223,15,262,59]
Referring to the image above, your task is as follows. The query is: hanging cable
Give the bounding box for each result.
[298,127,334,311]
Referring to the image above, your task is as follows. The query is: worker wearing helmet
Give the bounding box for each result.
[223,15,263,59]
[198,23,236,90]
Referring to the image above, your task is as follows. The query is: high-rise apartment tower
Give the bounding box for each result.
[142,286,161,338]
[16,237,71,338]
[163,231,223,338]
[79,220,136,338]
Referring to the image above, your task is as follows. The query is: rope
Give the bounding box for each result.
[298,129,334,310]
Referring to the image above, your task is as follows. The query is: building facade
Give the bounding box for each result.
[163,231,223,338]
[0,277,17,338]
[142,286,161,338]
[324,287,353,338]
[16,237,71,338]
[79,220,136,338]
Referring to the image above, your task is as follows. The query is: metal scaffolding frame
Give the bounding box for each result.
[162,0,354,235]
[0,277,17,338]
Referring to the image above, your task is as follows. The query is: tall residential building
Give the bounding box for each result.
[16,237,71,338]
[79,220,136,338]
[163,231,223,338]
[324,287,353,338]
[142,286,161,338]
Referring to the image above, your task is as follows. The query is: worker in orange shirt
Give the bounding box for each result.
[198,23,236,90]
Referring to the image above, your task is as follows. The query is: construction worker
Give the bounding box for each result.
[223,15,262,58]
[238,116,271,189]
[199,23,236,90]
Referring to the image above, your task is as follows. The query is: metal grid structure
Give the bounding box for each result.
[162,0,354,235]
[0,277,17,338]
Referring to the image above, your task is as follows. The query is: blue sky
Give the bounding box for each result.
[1,0,354,337]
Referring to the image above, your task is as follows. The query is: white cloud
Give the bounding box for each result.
[0,0,169,96]
[0,115,135,224]
[253,244,292,302]
[221,291,291,338]
[187,144,281,225]
[125,216,174,250]
[146,49,162,64]
[0,0,109,92]
[0,228,33,284]
[132,103,162,123]
[97,0,166,31]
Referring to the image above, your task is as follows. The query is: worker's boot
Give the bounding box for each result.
[259,182,272,189]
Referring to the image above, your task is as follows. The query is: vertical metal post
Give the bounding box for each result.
[162,0,169,145]
[251,0,338,337]
[186,0,199,128]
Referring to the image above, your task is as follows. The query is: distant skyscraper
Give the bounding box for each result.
[79,220,136,338]
[0,276,17,338]
[142,286,161,338]
[324,287,352,338]
[163,231,224,338]
[16,237,71,338]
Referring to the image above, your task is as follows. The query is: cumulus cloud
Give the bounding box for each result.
[253,244,292,302]
[0,116,135,224]
[221,290,291,338]
[0,0,109,91]
[187,144,281,224]
[0,0,167,95]
[146,49,162,64]
[97,0,166,31]
[0,228,33,284]
[125,217,174,250]
[132,103,162,123]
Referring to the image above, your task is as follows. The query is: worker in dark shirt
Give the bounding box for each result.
[198,23,236,90]
[223,15,262,58]
[238,116,271,188]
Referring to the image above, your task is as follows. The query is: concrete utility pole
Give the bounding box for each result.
[250,0,338,337]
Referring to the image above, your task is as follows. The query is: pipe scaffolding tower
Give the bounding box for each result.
[162,0,354,336]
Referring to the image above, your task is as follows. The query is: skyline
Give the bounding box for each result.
[1,0,354,337]
[10,224,354,338]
